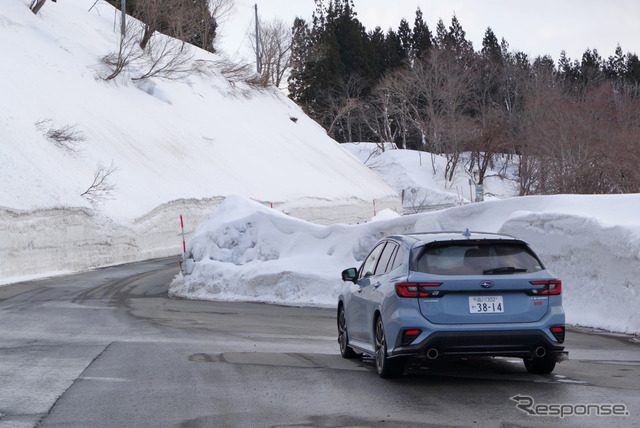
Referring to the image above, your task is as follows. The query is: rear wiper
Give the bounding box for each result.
[483,266,528,274]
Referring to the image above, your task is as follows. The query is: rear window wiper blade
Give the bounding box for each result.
[483,266,528,274]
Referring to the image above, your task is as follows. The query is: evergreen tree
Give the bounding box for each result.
[447,15,473,54]
[605,45,627,79]
[626,52,640,84]
[411,8,432,60]
[532,55,555,76]
[434,15,473,60]
[558,50,580,86]
[384,28,406,69]
[330,0,371,80]
[287,18,314,105]
[481,27,502,65]
[434,18,447,49]
[369,26,387,78]
[579,48,605,89]
[397,18,412,60]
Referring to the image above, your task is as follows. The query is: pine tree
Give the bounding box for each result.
[626,52,640,84]
[579,48,605,89]
[558,50,580,87]
[605,45,626,79]
[481,27,502,65]
[384,28,405,70]
[369,26,386,78]
[411,8,432,60]
[447,15,473,54]
[397,18,412,60]
[288,18,313,104]
[434,18,447,49]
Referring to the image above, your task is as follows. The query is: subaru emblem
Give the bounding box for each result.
[480,280,494,289]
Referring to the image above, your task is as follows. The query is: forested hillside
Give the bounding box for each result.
[288,0,640,195]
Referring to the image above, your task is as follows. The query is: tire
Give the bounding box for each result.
[337,306,358,359]
[524,355,556,374]
[374,316,404,378]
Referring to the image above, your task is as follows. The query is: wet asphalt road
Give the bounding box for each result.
[0,257,639,428]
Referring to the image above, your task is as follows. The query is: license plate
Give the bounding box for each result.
[469,296,504,313]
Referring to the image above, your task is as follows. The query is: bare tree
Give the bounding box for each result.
[81,162,118,203]
[133,33,195,81]
[135,0,233,52]
[250,18,293,88]
[102,16,198,82]
[373,72,417,150]
[320,75,367,142]
[362,73,410,150]
[36,119,85,153]
[135,0,164,50]
[208,0,235,33]
[466,110,509,186]
[102,20,143,80]
[402,49,476,181]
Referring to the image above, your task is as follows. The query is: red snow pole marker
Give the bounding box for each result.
[180,215,186,254]
[373,199,377,217]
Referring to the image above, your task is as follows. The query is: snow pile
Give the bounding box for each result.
[170,194,640,334]
[0,1,400,282]
[169,195,416,306]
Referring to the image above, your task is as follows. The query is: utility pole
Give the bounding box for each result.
[121,0,126,37]
[254,4,261,74]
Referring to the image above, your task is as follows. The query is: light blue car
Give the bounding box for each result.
[338,231,567,378]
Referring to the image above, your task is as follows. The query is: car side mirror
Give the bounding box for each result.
[341,267,358,282]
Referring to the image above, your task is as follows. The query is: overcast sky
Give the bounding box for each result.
[217,0,640,64]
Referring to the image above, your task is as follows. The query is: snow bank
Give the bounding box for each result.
[169,195,418,306]
[170,194,640,334]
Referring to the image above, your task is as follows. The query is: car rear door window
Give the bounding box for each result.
[389,246,404,272]
[375,242,397,275]
[416,242,543,275]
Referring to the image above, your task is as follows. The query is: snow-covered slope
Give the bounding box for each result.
[0,0,400,282]
[343,143,517,212]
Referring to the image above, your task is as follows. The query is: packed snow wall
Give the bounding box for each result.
[0,196,401,283]
[501,212,640,334]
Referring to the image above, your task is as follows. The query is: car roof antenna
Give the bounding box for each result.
[463,228,471,239]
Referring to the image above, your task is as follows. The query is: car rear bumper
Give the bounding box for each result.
[391,329,567,361]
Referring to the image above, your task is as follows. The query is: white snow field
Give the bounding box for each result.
[0,0,400,283]
[170,193,640,335]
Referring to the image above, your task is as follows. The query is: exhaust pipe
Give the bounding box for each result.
[426,348,439,360]
[534,346,547,358]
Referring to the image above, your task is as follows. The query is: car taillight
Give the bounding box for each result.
[529,280,562,295]
[550,326,565,343]
[396,282,442,298]
[400,328,422,346]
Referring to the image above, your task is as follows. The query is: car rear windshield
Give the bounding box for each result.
[414,241,544,276]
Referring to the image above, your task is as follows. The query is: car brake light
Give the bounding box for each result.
[400,328,422,346]
[550,326,565,343]
[529,280,562,295]
[545,280,562,295]
[396,282,442,298]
